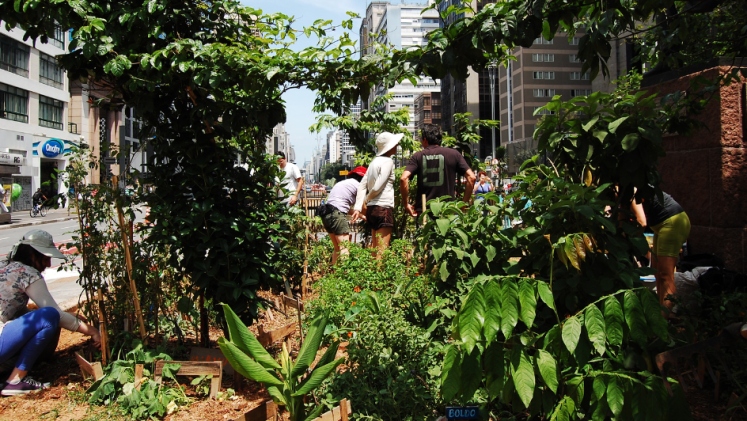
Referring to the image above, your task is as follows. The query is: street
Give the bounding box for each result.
[0,210,147,310]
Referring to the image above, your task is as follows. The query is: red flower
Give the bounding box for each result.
[351,302,356,306]
[414,273,420,276]
[347,331,353,337]
[353,286,361,292]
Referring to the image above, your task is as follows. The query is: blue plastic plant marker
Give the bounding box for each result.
[446,407,480,420]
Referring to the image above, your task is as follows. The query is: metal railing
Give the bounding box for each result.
[39,118,63,130]
[68,122,78,134]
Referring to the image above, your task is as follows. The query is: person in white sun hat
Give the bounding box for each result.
[0,230,101,395]
[352,132,403,257]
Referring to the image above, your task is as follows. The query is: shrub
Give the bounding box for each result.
[307,240,426,329]
[319,305,441,420]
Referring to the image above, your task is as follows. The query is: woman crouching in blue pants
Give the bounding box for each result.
[0,230,100,395]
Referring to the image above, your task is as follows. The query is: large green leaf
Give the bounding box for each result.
[562,315,582,354]
[460,349,482,401]
[501,280,519,338]
[221,303,280,369]
[441,346,462,402]
[550,395,575,421]
[291,314,328,378]
[511,347,535,408]
[624,291,648,348]
[458,283,485,353]
[607,375,625,416]
[535,349,558,394]
[518,279,537,328]
[483,279,502,342]
[537,280,556,311]
[484,341,504,401]
[604,296,624,347]
[640,289,669,341]
[440,261,450,281]
[266,386,287,406]
[218,339,283,386]
[315,341,340,369]
[436,218,450,236]
[292,357,345,396]
[592,375,607,402]
[608,116,629,134]
[564,240,580,271]
[585,304,607,356]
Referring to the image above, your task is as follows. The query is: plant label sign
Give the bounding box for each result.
[446,407,479,420]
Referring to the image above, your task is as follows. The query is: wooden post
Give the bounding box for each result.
[134,364,144,390]
[97,289,110,365]
[114,176,147,341]
[199,293,209,347]
[75,352,104,381]
[421,194,427,224]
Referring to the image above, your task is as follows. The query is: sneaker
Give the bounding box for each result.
[0,377,50,396]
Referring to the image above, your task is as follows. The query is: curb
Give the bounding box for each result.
[0,215,78,231]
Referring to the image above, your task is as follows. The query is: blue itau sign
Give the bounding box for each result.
[41,139,64,158]
[446,407,480,420]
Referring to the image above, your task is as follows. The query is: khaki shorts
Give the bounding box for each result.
[322,209,350,235]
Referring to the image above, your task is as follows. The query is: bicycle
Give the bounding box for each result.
[29,203,47,217]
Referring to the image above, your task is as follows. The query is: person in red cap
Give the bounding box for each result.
[319,166,368,265]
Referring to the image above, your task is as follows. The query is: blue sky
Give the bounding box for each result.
[244,0,370,164]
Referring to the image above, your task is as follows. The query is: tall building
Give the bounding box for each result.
[439,0,498,160]
[414,92,441,141]
[327,130,341,164]
[341,99,361,167]
[360,1,442,137]
[267,123,295,161]
[498,35,593,172]
[0,24,81,212]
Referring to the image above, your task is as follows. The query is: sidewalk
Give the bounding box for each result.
[0,207,78,231]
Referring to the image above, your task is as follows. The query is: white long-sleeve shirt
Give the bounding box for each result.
[354,156,395,211]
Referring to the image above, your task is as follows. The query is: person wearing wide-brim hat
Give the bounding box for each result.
[352,132,403,257]
[0,230,101,395]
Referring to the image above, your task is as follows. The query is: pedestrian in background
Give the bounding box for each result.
[473,171,494,203]
[352,132,402,257]
[277,152,304,206]
[320,166,367,265]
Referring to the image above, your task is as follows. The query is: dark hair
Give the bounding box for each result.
[277,152,286,159]
[347,173,364,182]
[10,244,47,272]
[421,124,443,146]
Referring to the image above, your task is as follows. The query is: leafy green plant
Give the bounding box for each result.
[218,304,345,421]
[88,340,189,419]
[319,303,442,421]
[443,276,691,420]
[307,240,426,328]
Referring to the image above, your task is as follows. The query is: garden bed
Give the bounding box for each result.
[0,288,323,421]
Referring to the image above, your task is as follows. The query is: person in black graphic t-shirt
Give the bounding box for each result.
[400,124,476,217]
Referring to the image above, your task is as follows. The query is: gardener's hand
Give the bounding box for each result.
[289,194,298,206]
[90,329,102,349]
[405,203,417,217]
[351,210,361,222]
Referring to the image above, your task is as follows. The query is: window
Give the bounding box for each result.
[570,71,590,80]
[569,54,581,62]
[423,18,439,24]
[533,106,556,115]
[532,53,554,62]
[39,95,63,130]
[569,37,580,45]
[533,89,556,97]
[0,35,30,77]
[45,25,65,49]
[533,37,553,45]
[0,82,28,123]
[39,52,64,89]
[532,71,555,80]
[571,89,592,97]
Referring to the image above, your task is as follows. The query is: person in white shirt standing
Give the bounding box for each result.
[277,152,304,206]
[351,132,402,257]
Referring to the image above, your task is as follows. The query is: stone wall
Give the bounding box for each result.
[643,63,746,272]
